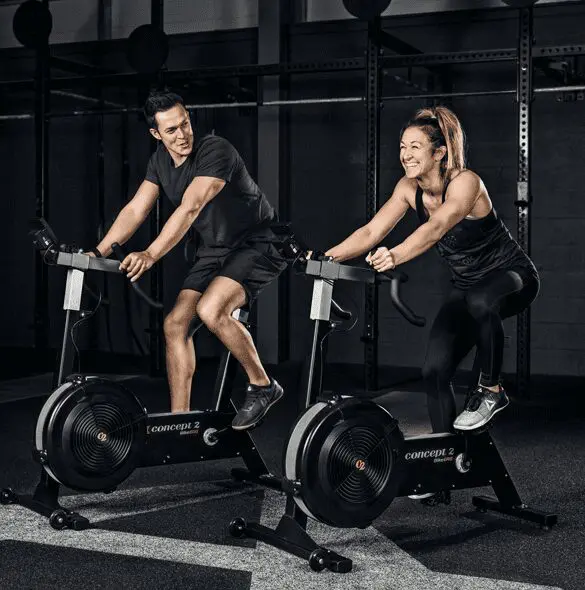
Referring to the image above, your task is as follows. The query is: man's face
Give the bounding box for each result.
[150,104,194,158]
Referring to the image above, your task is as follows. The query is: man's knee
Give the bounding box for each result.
[196,299,228,333]
[164,312,189,341]
[165,290,201,342]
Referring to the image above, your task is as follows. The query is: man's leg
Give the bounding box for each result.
[196,276,269,385]
[196,276,282,429]
[163,289,202,413]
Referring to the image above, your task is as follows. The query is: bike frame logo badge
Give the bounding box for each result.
[405,447,455,463]
[147,421,201,435]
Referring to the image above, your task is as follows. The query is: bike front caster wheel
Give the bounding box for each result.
[0,488,17,505]
[229,517,247,538]
[49,509,68,530]
[309,548,328,572]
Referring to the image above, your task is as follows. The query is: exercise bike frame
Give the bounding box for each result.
[2,245,271,529]
[231,258,558,573]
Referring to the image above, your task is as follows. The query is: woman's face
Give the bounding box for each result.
[400,126,444,178]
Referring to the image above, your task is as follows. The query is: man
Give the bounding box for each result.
[90,90,286,430]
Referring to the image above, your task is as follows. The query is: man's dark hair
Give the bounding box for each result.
[144,90,184,129]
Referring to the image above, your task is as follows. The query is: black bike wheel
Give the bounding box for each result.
[286,398,404,528]
[37,377,147,491]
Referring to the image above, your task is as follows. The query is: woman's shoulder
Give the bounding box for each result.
[448,168,481,184]
[396,175,419,193]
[446,168,483,194]
[395,175,419,205]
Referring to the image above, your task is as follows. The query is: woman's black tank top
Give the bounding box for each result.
[415,182,536,289]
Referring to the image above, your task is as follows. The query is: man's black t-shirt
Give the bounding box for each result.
[145,135,276,254]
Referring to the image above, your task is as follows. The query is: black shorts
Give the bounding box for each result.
[182,242,287,303]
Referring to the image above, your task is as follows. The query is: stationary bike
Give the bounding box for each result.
[229,250,558,573]
[1,218,272,529]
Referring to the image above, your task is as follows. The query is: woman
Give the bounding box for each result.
[325,106,539,434]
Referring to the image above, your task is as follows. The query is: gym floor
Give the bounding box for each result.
[0,363,582,590]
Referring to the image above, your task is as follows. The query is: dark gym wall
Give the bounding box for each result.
[0,119,36,348]
[1,5,584,377]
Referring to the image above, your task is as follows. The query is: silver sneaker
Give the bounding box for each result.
[408,491,451,506]
[453,386,509,431]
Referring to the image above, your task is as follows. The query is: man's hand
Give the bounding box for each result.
[366,247,396,273]
[120,251,155,282]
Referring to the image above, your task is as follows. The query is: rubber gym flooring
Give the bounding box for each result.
[0,362,583,590]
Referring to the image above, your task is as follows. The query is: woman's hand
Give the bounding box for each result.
[366,247,396,272]
[306,250,336,261]
[323,249,339,261]
[119,251,155,282]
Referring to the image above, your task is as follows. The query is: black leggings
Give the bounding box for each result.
[422,267,540,433]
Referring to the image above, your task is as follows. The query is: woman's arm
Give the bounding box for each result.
[391,171,480,266]
[325,177,412,262]
[369,171,481,272]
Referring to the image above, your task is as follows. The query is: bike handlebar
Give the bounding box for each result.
[331,299,352,321]
[30,217,164,310]
[380,271,426,327]
[110,243,164,310]
[271,230,425,327]
[302,257,426,328]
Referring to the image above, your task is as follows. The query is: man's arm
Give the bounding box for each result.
[120,176,225,281]
[325,176,412,262]
[95,180,160,256]
[147,176,225,261]
[390,171,481,267]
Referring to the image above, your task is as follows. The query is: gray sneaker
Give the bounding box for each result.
[453,386,509,431]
